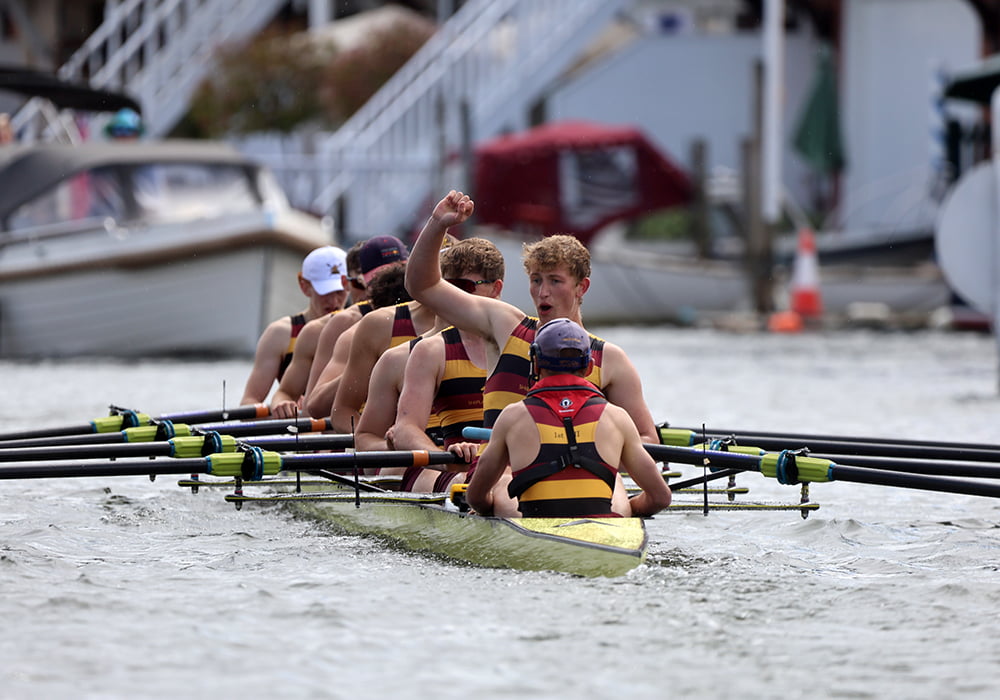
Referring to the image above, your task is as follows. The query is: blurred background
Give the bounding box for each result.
[1,0,996,354]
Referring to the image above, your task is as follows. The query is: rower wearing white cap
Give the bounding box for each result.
[467,318,671,519]
[240,245,348,406]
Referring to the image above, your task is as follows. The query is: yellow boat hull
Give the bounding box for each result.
[225,490,647,578]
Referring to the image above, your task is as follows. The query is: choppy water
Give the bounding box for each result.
[2,327,1000,699]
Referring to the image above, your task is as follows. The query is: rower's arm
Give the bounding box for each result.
[601,342,658,444]
[269,321,322,417]
[330,313,391,433]
[391,338,444,452]
[354,351,405,452]
[241,319,287,405]
[467,404,526,516]
[612,407,672,517]
[406,191,504,340]
[304,318,358,418]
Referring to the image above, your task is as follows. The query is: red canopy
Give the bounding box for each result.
[474,121,692,245]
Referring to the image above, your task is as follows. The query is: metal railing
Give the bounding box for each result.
[13,0,286,140]
[244,0,631,238]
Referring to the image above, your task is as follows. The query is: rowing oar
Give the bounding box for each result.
[644,444,1000,500]
[0,404,270,443]
[661,427,1000,464]
[0,450,462,481]
[0,417,332,450]
[0,433,355,463]
[663,424,1000,460]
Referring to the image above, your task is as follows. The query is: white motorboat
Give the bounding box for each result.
[0,140,333,357]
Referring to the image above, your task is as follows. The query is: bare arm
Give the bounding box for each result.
[600,342,658,444]
[305,310,357,398]
[391,336,444,452]
[330,310,394,433]
[466,410,515,516]
[466,402,533,517]
[269,319,323,418]
[354,346,408,451]
[406,191,523,346]
[607,406,672,517]
[305,315,360,418]
[240,318,289,405]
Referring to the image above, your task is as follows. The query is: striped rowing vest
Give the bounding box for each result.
[431,326,486,447]
[508,375,617,518]
[389,303,418,348]
[482,316,604,429]
[277,313,308,380]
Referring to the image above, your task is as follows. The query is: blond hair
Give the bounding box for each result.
[522,234,590,282]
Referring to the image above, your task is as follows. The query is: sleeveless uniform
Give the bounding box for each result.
[507,375,618,518]
[400,328,486,492]
[389,303,418,348]
[432,326,487,446]
[277,313,308,380]
[482,316,604,428]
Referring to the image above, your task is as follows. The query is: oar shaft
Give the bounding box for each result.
[191,417,332,437]
[829,464,1000,499]
[0,417,332,450]
[0,405,270,443]
[0,442,172,462]
[0,433,355,463]
[0,450,460,481]
[0,458,211,480]
[671,425,1000,455]
[157,404,270,424]
[730,436,1000,463]
[812,454,1000,480]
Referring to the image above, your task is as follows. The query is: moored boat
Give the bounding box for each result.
[0,141,333,357]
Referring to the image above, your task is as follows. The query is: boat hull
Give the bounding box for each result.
[0,217,329,358]
[227,490,648,578]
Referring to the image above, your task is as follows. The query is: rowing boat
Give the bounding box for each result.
[52,409,1000,579]
[186,461,816,577]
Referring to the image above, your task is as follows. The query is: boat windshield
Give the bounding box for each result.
[8,166,126,230]
[130,162,260,221]
[6,161,261,232]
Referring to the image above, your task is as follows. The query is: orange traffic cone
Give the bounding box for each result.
[789,227,823,319]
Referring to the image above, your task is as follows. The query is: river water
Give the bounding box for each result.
[2,327,1000,699]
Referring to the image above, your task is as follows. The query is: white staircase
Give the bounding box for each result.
[267,0,632,238]
[13,0,632,240]
[12,0,287,141]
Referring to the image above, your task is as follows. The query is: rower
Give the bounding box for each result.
[268,241,375,418]
[301,235,414,418]
[240,245,348,406]
[467,318,671,518]
[405,190,659,443]
[388,237,506,492]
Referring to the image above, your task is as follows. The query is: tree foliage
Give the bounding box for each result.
[186,12,436,137]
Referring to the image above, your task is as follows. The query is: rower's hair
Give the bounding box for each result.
[367,262,412,308]
[440,237,506,282]
[346,240,365,277]
[522,234,590,282]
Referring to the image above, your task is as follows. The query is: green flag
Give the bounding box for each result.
[793,45,846,174]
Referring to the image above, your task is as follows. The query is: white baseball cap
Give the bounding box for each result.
[301,246,347,295]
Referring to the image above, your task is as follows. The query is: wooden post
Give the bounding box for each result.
[745,60,774,314]
[689,139,710,259]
